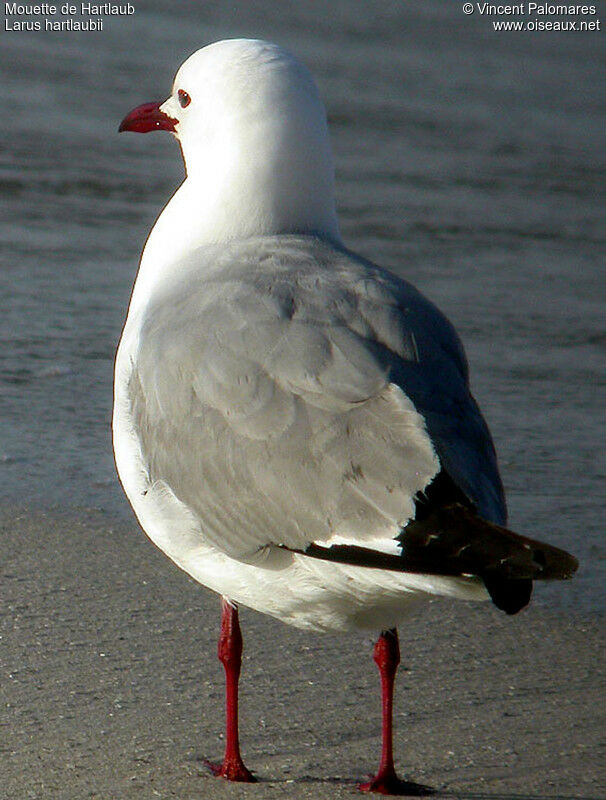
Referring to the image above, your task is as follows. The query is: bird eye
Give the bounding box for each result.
[178,89,191,108]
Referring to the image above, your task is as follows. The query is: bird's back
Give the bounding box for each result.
[130,234,506,542]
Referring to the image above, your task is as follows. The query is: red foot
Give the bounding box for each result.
[359,769,435,796]
[204,757,256,783]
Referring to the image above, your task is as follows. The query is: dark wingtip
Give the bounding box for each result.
[483,574,533,615]
[482,543,579,615]
[533,544,579,581]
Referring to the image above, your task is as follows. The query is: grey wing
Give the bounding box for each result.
[130,237,505,562]
[341,247,506,526]
[384,310,507,526]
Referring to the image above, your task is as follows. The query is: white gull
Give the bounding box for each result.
[115,38,577,794]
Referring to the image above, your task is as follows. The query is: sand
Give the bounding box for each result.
[1,507,603,800]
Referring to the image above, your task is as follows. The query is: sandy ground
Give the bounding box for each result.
[1,507,603,800]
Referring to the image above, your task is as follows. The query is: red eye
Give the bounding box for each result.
[178,89,191,108]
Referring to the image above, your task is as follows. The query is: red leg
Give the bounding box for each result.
[360,629,430,796]
[205,597,256,782]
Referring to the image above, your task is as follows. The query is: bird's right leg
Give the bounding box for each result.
[360,628,433,796]
[206,597,256,782]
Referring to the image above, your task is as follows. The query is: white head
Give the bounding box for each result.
[121,39,340,245]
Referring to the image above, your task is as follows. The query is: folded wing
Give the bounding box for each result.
[130,236,506,563]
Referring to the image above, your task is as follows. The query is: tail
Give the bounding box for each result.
[291,503,578,615]
[399,504,578,614]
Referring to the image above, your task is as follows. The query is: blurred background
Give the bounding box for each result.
[0,0,604,609]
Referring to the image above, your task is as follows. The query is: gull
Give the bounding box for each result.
[115,38,577,795]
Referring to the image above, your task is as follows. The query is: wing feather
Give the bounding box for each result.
[129,236,505,561]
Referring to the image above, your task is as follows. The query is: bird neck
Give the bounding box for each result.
[127,153,340,319]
